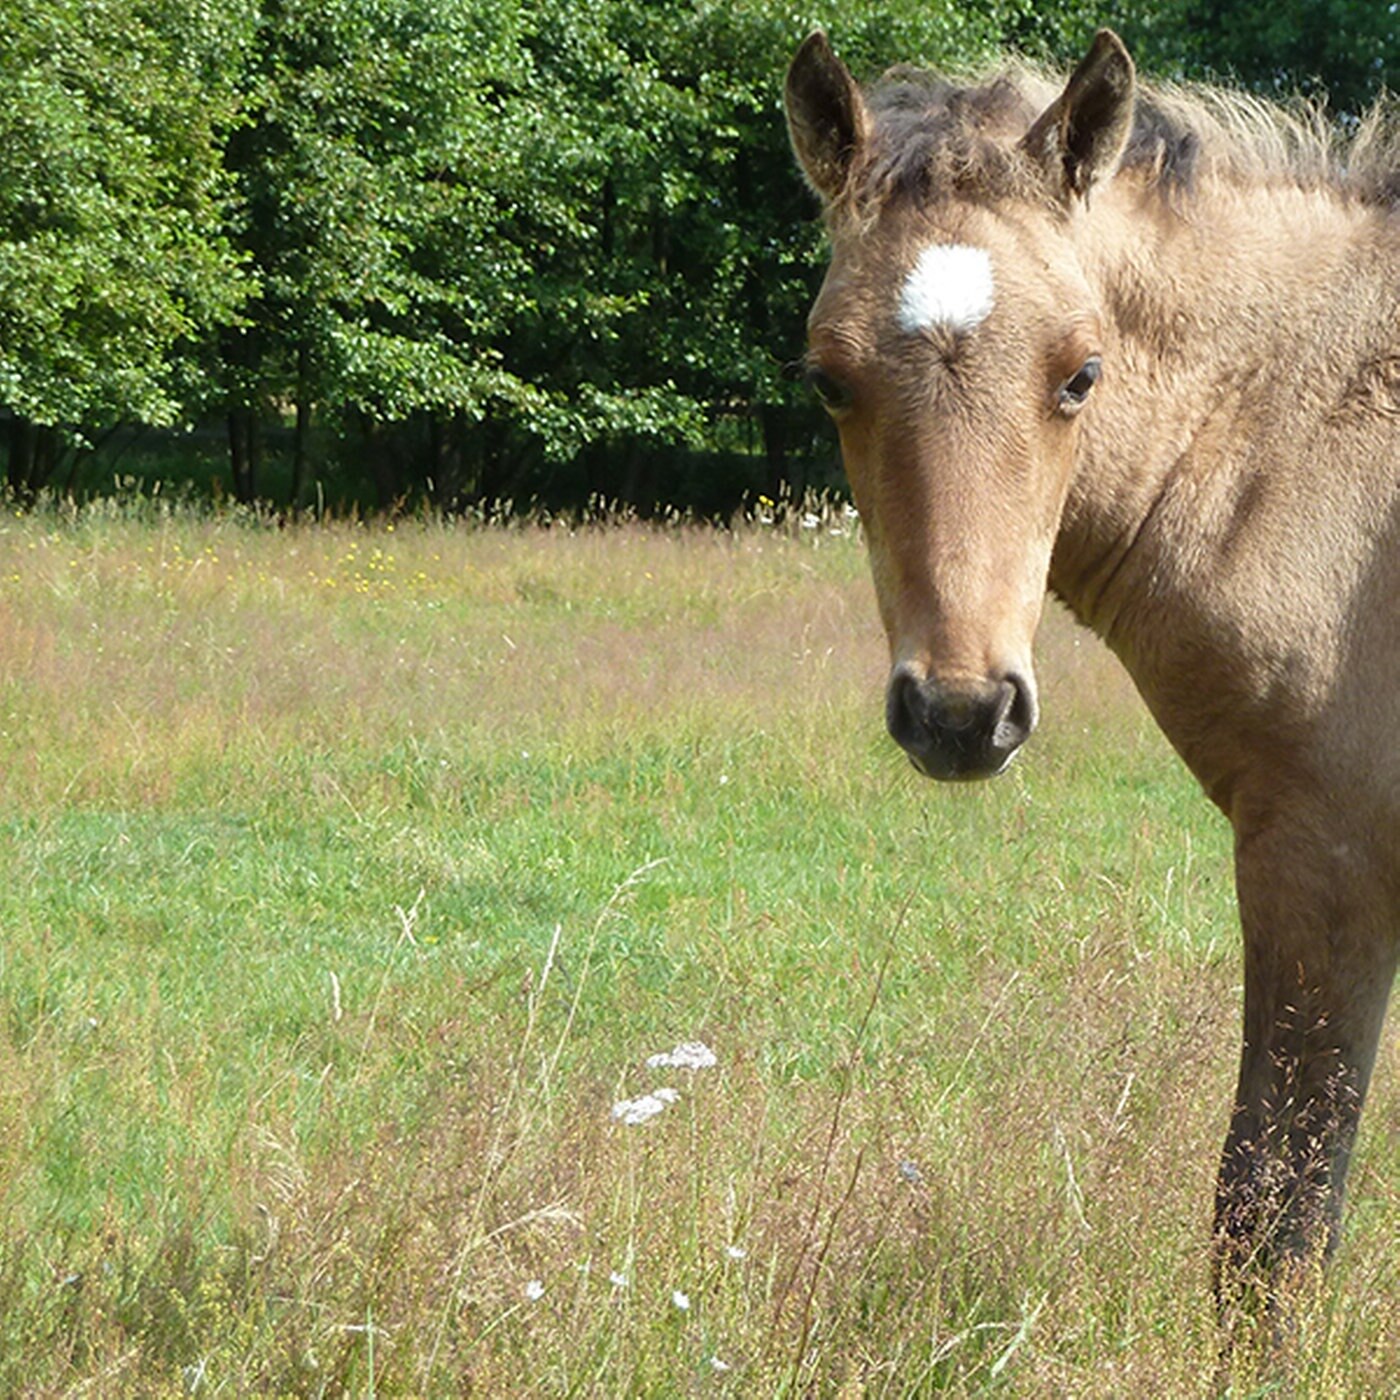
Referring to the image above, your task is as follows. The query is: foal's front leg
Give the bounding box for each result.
[1214,816,1397,1302]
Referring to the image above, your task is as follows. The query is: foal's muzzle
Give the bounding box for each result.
[885,664,1037,780]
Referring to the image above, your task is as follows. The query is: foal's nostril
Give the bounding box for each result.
[885,668,930,754]
[993,671,1038,749]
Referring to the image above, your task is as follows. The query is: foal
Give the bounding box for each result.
[785,28,1399,1295]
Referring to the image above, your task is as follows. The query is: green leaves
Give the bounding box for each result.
[1115,1,1398,115]
[0,0,252,428]
[11,1,1387,509]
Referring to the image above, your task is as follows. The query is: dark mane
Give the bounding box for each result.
[844,59,1400,214]
[855,71,1041,207]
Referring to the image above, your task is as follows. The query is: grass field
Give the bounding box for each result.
[0,499,1394,1396]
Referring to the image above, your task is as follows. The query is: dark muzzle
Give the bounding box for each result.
[885,666,1037,780]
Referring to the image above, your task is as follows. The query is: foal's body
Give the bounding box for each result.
[785,31,1398,1285]
[1059,174,1400,1270]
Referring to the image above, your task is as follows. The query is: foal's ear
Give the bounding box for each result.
[785,31,870,203]
[1021,29,1136,202]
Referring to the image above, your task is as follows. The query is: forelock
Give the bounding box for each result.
[843,71,1046,215]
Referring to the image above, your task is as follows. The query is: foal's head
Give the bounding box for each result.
[786,31,1135,778]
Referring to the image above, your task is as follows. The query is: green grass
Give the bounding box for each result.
[0,499,1393,1395]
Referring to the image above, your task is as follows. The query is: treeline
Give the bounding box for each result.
[2,1,1395,513]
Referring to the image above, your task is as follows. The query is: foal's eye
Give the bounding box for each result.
[805,368,851,412]
[1057,357,1102,413]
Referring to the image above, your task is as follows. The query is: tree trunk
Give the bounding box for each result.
[427,409,467,505]
[292,342,311,512]
[227,409,258,503]
[223,326,262,503]
[475,418,508,506]
[7,415,35,495]
[761,403,788,499]
[34,426,57,489]
[6,417,61,498]
[363,416,401,509]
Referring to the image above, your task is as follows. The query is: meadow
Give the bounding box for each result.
[0,498,1394,1396]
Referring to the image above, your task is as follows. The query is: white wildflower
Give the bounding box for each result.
[710,1356,731,1372]
[609,1271,628,1288]
[801,513,820,529]
[524,1279,545,1301]
[725,1244,747,1260]
[646,1041,717,1071]
[672,1289,691,1311]
[611,1090,677,1125]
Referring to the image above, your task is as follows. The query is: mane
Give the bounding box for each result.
[844,58,1400,215]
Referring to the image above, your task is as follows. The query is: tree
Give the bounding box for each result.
[16,0,1332,514]
[0,0,252,492]
[213,0,534,503]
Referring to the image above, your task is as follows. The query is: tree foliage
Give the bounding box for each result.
[1113,1,1399,115]
[2,1,1397,510]
[0,0,252,488]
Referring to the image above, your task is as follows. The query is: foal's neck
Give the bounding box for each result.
[1052,175,1386,639]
